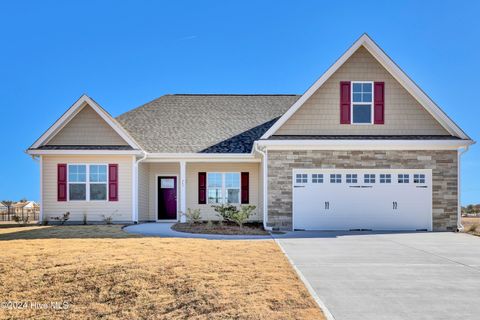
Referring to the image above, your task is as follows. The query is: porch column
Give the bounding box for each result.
[180,160,187,222]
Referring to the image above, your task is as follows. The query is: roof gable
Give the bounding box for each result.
[30,95,141,150]
[261,34,470,140]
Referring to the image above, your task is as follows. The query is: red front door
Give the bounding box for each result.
[158,176,177,220]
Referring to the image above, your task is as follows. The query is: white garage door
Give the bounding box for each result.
[293,169,432,231]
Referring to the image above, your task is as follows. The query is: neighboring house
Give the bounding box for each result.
[0,202,7,213]
[12,201,39,214]
[27,34,474,231]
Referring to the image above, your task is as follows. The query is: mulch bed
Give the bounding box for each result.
[171,221,269,235]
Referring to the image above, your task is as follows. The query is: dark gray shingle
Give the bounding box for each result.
[116,94,300,153]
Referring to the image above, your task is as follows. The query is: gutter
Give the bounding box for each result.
[133,151,148,223]
[254,142,271,231]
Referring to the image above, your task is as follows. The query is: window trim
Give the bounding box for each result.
[207,172,241,204]
[67,163,109,202]
[351,81,374,125]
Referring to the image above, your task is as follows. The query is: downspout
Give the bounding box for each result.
[254,142,271,231]
[134,150,148,223]
[457,145,470,231]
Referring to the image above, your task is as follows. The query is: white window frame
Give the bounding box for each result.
[364,173,376,184]
[351,81,374,125]
[207,172,241,204]
[295,173,308,184]
[67,163,109,202]
[330,174,342,183]
[346,174,358,184]
[414,174,426,184]
[380,174,392,183]
[312,174,323,183]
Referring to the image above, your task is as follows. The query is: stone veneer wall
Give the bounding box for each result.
[267,150,458,231]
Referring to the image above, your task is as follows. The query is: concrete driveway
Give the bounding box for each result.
[274,231,480,320]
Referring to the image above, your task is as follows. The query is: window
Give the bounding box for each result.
[89,165,107,200]
[68,164,108,201]
[352,81,373,124]
[312,174,323,183]
[330,174,341,183]
[346,174,357,184]
[225,173,240,204]
[68,165,86,200]
[207,173,240,204]
[296,174,308,184]
[380,174,391,183]
[364,174,375,183]
[398,174,409,183]
[207,173,223,204]
[414,174,426,184]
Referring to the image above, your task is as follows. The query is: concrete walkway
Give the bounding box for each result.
[274,231,480,320]
[124,222,272,240]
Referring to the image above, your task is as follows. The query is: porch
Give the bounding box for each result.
[136,158,263,223]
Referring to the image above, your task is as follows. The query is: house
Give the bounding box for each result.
[26,34,474,231]
[12,201,39,214]
[0,202,8,213]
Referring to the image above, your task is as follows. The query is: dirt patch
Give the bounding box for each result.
[172,222,269,235]
[0,225,324,320]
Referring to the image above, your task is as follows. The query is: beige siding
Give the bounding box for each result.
[276,46,449,136]
[137,162,149,221]
[47,105,129,146]
[147,163,180,221]
[186,163,261,221]
[42,155,133,222]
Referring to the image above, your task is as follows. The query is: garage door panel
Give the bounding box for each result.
[293,169,432,231]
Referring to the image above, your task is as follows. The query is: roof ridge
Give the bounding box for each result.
[169,94,301,96]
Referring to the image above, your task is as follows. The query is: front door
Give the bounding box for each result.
[158,176,177,220]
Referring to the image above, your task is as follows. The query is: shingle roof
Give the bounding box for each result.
[268,135,461,140]
[37,145,134,150]
[116,94,300,153]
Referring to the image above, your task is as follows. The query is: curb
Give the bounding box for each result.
[274,238,336,320]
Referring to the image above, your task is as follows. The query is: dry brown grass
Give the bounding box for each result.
[462,217,480,236]
[172,222,269,235]
[0,225,324,320]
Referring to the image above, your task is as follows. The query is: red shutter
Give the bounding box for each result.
[340,81,351,124]
[198,172,206,204]
[241,172,249,204]
[374,82,385,124]
[57,164,67,201]
[108,164,118,201]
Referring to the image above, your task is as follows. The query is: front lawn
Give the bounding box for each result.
[462,216,480,236]
[0,225,324,320]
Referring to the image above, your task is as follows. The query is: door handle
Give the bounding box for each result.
[325,201,330,210]
[416,186,428,188]
[393,201,398,210]
[294,185,305,188]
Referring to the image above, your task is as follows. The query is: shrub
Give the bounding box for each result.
[50,212,70,225]
[206,220,213,229]
[212,204,237,222]
[186,208,201,224]
[231,205,256,228]
[468,223,478,233]
[103,215,113,225]
[12,215,30,225]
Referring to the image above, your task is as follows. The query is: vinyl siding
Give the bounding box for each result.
[137,162,149,221]
[186,163,261,221]
[47,105,129,146]
[276,46,450,136]
[42,155,133,222]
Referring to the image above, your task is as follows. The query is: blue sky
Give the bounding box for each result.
[0,1,478,204]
